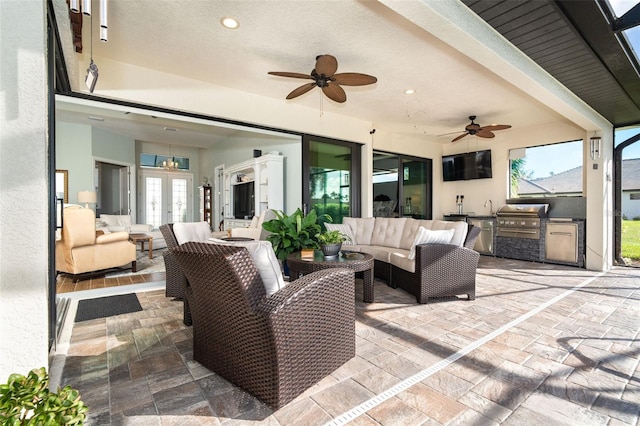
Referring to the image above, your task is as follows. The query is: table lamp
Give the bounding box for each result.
[77,190,97,208]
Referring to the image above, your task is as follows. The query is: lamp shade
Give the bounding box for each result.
[78,191,97,208]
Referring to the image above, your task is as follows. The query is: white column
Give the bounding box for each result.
[0,0,50,378]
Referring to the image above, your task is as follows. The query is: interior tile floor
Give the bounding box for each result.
[52,257,640,425]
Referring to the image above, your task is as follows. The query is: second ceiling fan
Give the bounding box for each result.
[268,54,377,103]
[451,115,511,142]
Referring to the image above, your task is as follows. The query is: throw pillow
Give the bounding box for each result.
[173,222,212,245]
[208,238,286,296]
[324,223,356,245]
[408,227,455,260]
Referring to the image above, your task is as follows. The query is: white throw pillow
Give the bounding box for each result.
[208,238,286,296]
[324,223,356,245]
[407,227,455,260]
[173,222,212,245]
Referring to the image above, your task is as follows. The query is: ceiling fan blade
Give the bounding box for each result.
[332,73,377,86]
[476,129,495,138]
[322,83,347,103]
[315,55,338,77]
[452,133,469,143]
[481,124,512,131]
[268,71,313,80]
[286,83,316,100]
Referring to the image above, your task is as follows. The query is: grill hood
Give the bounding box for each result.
[496,204,549,217]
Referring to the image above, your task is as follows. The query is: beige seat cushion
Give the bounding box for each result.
[389,250,414,273]
[359,245,402,263]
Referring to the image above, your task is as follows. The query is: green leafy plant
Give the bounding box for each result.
[316,229,350,245]
[262,208,327,260]
[0,367,87,425]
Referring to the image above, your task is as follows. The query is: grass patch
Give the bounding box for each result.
[622,220,640,261]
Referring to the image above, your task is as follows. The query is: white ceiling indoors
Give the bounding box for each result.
[55,0,579,148]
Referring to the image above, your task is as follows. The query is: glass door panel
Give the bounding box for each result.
[145,175,163,227]
[307,140,353,225]
[373,151,432,219]
[401,159,428,219]
[141,170,193,227]
[373,153,400,217]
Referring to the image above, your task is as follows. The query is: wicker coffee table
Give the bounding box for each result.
[287,251,375,303]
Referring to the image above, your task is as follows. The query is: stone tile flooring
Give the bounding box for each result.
[53,257,640,425]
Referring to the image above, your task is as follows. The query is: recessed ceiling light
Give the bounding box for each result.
[163,127,178,132]
[220,16,239,29]
[404,89,415,95]
[88,116,104,121]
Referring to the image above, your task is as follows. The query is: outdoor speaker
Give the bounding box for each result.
[253,149,262,158]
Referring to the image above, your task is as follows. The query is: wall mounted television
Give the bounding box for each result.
[233,181,255,219]
[442,149,492,182]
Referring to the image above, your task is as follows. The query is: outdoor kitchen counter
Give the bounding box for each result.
[494,218,585,268]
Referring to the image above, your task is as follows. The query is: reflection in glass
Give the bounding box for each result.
[309,141,351,225]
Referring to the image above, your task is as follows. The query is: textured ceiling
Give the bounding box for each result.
[55,0,622,147]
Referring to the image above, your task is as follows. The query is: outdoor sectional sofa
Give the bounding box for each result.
[328,217,481,303]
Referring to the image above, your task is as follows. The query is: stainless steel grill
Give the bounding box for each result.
[496,204,549,240]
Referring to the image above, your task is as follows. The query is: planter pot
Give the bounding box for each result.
[321,243,342,258]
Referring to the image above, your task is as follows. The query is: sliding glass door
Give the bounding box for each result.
[373,151,432,219]
[303,135,361,223]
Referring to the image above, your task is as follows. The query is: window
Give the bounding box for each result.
[509,140,583,198]
[140,153,190,170]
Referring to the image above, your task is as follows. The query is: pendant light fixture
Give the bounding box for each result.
[69,0,108,92]
[163,146,179,171]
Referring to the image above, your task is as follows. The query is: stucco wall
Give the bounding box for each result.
[0,0,49,379]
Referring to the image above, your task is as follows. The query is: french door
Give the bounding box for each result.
[140,170,193,227]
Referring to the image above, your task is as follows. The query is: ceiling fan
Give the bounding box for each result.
[450,115,511,142]
[268,54,377,103]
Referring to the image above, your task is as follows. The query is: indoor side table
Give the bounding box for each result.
[129,233,153,259]
[286,251,375,303]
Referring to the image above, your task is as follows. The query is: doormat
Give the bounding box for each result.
[75,293,142,322]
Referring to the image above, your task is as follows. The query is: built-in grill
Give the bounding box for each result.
[496,204,549,240]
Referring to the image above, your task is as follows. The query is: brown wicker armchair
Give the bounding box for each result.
[159,224,192,325]
[173,242,356,409]
[392,225,482,303]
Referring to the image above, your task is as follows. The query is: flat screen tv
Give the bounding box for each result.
[442,150,492,182]
[233,181,255,219]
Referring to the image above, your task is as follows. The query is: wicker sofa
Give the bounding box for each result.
[328,217,481,303]
[173,241,356,409]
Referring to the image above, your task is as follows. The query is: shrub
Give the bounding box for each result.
[0,367,87,425]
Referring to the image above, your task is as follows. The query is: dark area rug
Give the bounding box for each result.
[75,293,142,322]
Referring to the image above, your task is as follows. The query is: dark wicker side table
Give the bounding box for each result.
[286,251,375,303]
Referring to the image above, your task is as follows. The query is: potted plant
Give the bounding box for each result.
[262,208,326,262]
[0,367,87,425]
[316,229,350,258]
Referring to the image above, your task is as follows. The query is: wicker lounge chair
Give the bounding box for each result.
[173,241,356,409]
[159,224,192,325]
[392,224,482,303]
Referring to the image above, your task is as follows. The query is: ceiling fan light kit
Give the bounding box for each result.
[451,115,511,142]
[269,54,377,103]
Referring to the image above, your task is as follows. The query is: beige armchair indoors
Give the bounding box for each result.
[230,209,276,240]
[56,206,137,282]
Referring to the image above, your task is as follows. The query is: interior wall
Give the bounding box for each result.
[200,137,303,215]
[56,122,93,205]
